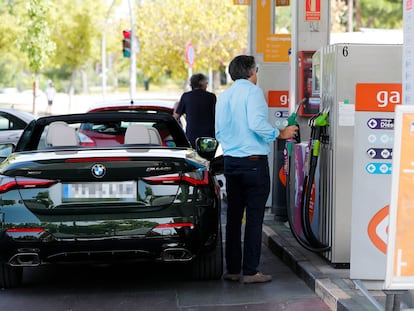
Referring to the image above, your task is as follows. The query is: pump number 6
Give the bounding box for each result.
[342,46,349,57]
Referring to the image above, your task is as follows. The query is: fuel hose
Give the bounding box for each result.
[283,104,330,252]
[299,112,330,251]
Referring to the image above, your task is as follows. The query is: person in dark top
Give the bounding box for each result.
[174,73,216,148]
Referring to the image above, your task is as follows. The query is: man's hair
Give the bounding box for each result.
[228,55,256,81]
[190,73,207,89]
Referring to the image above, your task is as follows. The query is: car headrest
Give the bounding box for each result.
[46,121,79,147]
[124,124,151,144]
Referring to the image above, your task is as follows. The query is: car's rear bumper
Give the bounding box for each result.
[0,227,220,267]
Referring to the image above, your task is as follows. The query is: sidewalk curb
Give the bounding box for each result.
[262,223,386,311]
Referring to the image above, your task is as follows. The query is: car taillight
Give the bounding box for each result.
[0,177,58,194]
[66,157,131,163]
[6,228,46,233]
[154,223,194,229]
[78,132,96,147]
[143,170,209,185]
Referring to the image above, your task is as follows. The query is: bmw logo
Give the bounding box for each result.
[91,163,106,178]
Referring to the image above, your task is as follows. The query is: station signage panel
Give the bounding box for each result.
[386,105,414,290]
[350,83,401,281]
[268,90,289,129]
[256,1,291,62]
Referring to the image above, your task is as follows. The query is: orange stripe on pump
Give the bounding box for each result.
[367,205,389,254]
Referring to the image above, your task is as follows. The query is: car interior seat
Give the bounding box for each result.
[46,121,79,147]
[124,124,151,144]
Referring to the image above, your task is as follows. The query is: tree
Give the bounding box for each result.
[133,0,248,88]
[340,0,403,31]
[331,0,348,33]
[357,0,402,29]
[20,0,56,113]
[48,0,106,109]
[0,2,26,87]
[0,0,405,96]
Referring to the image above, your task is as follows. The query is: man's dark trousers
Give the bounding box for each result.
[224,155,270,276]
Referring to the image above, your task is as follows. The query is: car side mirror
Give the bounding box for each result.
[196,137,218,161]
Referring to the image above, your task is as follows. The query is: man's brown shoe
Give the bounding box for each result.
[223,273,241,282]
[242,272,272,284]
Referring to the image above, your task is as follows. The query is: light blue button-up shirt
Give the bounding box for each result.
[215,79,279,157]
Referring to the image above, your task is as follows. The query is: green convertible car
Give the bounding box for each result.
[0,109,223,288]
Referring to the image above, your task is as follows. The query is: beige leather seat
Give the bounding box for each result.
[124,125,162,145]
[46,121,79,147]
[124,124,151,144]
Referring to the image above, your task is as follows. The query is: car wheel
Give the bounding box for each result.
[191,232,223,280]
[0,262,23,289]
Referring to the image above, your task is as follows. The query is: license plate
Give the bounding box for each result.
[62,181,137,201]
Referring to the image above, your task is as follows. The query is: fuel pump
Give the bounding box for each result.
[284,104,331,253]
[300,109,330,251]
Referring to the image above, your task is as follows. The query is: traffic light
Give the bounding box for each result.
[122,30,131,58]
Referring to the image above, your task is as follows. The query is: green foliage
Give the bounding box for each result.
[331,0,348,32]
[21,0,56,74]
[0,7,21,52]
[0,0,405,91]
[134,0,248,82]
[0,1,26,86]
[358,0,403,29]
[50,0,105,72]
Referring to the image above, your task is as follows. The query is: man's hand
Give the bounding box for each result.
[278,125,299,139]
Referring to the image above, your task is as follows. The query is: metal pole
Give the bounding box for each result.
[385,293,394,311]
[383,290,405,311]
[127,0,136,101]
[393,293,401,311]
[347,0,353,32]
[289,0,298,115]
[353,280,385,311]
[188,67,192,84]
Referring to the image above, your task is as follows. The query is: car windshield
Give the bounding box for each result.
[15,112,190,152]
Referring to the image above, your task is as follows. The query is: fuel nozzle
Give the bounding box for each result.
[286,98,305,143]
[313,108,329,128]
[287,98,305,126]
[315,108,329,144]
[308,108,329,157]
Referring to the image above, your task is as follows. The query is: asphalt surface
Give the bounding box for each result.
[262,218,401,311]
[0,202,330,311]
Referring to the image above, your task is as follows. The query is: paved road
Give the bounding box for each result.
[0,244,329,311]
[0,204,329,311]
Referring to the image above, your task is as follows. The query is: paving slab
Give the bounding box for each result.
[263,219,390,311]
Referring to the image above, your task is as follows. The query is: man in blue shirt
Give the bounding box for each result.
[174,73,216,148]
[216,55,298,284]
